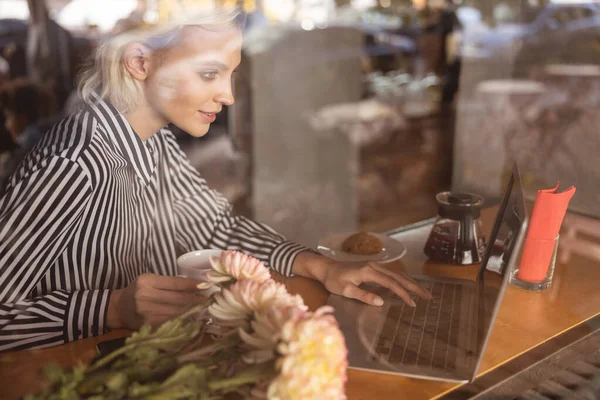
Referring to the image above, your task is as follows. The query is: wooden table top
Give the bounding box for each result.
[2,207,600,400]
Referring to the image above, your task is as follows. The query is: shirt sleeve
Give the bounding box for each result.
[164,132,309,277]
[0,155,109,352]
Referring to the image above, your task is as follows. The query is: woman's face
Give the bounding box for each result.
[145,26,242,137]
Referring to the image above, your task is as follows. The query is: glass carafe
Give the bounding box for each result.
[424,192,486,265]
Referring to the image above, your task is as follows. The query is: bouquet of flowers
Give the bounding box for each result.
[26,251,348,400]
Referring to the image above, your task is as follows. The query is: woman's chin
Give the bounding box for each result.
[179,124,210,138]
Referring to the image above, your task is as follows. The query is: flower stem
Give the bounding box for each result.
[177,334,241,364]
[207,362,275,392]
[178,298,214,321]
[89,332,197,372]
[89,300,213,372]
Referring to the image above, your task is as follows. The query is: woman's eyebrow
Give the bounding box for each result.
[198,60,229,71]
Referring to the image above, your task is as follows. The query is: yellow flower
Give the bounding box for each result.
[241,306,348,400]
[207,250,271,284]
[209,280,306,329]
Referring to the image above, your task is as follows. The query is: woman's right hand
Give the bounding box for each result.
[107,273,206,330]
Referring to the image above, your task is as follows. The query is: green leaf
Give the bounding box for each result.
[143,387,198,400]
[160,364,207,389]
[58,385,81,400]
[41,364,66,384]
[112,346,160,369]
[90,318,205,372]
[26,301,217,398]
[105,372,128,391]
[126,366,209,400]
[124,357,178,383]
[128,382,161,397]
[72,364,87,382]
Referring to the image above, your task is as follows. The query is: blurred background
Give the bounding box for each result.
[1,0,599,248]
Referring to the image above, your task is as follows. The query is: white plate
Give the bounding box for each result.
[317,232,407,263]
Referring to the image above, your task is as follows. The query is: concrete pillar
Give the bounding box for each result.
[246,26,363,247]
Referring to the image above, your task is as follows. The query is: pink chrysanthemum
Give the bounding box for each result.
[208,280,306,329]
[207,250,271,284]
[241,306,348,400]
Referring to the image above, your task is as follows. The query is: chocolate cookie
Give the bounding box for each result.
[342,232,383,255]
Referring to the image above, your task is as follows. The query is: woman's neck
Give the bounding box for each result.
[124,103,167,141]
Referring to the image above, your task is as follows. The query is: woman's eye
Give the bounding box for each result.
[200,72,217,81]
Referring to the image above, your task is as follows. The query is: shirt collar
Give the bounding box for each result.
[87,93,157,185]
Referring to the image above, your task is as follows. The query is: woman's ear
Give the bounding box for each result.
[123,43,152,81]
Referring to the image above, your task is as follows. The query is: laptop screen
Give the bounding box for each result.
[473,163,528,379]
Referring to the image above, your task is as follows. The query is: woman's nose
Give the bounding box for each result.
[215,82,234,106]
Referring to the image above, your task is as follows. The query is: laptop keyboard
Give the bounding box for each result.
[371,280,463,370]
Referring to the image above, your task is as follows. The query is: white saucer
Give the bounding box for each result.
[317,232,407,263]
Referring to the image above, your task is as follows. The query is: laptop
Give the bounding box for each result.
[328,163,529,383]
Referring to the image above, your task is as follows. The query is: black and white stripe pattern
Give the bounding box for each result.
[0,97,308,352]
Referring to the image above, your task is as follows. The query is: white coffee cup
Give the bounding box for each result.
[177,249,223,295]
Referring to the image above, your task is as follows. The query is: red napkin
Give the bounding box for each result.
[517,183,576,282]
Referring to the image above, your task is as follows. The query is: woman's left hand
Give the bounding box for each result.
[293,252,432,307]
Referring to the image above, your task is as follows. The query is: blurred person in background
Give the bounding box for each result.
[0,111,16,173]
[0,56,8,86]
[419,0,462,188]
[421,0,462,102]
[438,0,462,105]
[26,0,76,111]
[0,57,15,165]
[2,43,27,80]
[0,78,55,195]
[0,7,431,352]
[112,0,148,35]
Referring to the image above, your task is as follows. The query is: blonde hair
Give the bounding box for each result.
[79,7,243,114]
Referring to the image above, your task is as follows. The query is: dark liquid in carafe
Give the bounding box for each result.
[424,221,485,265]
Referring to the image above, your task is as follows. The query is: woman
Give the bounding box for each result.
[0,8,430,352]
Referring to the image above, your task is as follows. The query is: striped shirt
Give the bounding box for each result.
[0,96,308,352]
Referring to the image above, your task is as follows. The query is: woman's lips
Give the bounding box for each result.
[198,111,217,123]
